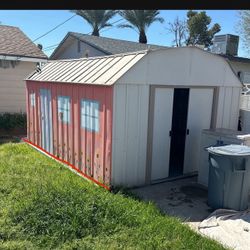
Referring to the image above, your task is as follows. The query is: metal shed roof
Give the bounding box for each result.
[27,50,147,85]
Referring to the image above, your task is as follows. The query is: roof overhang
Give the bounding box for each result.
[0,54,48,63]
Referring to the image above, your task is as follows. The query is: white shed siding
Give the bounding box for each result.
[112,84,149,186]
[0,61,37,113]
[116,48,241,87]
[112,86,241,187]
[112,47,242,187]
[216,87,241,129]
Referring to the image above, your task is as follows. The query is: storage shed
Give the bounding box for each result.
[25,47,242,188]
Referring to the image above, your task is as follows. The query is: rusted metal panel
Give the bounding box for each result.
[26,51,147,85]
[26,81,113,187]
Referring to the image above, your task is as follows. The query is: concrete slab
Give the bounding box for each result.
[131,176,213,227]
[132,175,250,248]
[132,176,250,231]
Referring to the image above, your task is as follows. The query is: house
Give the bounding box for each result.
[0,25,47,113]
[25,47,242,188]
[211,34,250,132]
[211,34,250,83]
[50,32,167,60]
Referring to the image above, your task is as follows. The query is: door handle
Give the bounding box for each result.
[169,130,172,137]
[186,129,189,135]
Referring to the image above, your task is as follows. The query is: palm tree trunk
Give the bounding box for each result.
[92,26,100,36]
[139,30,147,44]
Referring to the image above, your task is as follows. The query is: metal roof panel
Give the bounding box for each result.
[27,50,148,85]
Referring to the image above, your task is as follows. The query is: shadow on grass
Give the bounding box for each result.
[111,185,141,201]
[0,136,21,145]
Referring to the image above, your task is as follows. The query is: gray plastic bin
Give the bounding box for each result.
[207,144,250,211]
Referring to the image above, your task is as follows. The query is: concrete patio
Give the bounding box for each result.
[131,176,215,229]
[131,175,250,249]
[132,176,250,231]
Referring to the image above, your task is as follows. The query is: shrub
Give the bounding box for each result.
[0,113,27,131]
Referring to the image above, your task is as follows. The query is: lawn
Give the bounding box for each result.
[0,142,226,250]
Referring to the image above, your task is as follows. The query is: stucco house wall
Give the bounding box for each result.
[0,61,37,113]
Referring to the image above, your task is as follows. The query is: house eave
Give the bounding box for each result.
[0,54,48,63]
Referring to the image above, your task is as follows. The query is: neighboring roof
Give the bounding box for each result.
[27,50,148,85]
[0,25,47,59]
[219,54,250,64]
[50,32,167,59]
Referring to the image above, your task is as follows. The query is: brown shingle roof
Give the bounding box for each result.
[0,25,47,59]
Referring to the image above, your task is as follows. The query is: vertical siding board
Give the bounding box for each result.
[49,84,53,153]
[138,85,149,184]
[73,84,80,169]
[69,84,74,165]
[51,83,58,156]
[33,84,38,145]
[126,85,139,186]
[101,88,106,183]
[80,86,86,173]
[222,87,233,128]
[85,86,94,176]
[113,84,126,185]
[37,83,42,147]
[26,82,30,141]
[91,86,95,178]
[229,87,241,130]
[30,86,35,143]
[92,87,103,182]
[64,85,70,163]
[105,87,113,185]
[58,84,63,159]
[216,87,225,128]
[31,85,36,143]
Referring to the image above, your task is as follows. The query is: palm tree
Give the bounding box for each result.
[71,10,117,36]
[118,10,164,43]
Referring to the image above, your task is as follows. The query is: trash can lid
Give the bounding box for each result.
[207,144,250,156]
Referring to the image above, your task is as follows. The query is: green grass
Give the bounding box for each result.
[0,142,226,250]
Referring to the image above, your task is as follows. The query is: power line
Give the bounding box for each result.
[32,14,77,42]
[14,14,77,61]
[18,17,125,59]
[46,18,125,56]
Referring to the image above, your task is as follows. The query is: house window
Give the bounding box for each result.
[58,96,70,123]
[81,99,99,132]
[30,92,35,107]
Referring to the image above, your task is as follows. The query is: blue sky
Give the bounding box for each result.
[0,10,245,57]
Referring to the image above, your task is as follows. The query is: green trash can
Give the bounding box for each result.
[207,144,250,211]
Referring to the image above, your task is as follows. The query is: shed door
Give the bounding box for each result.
[151,88,174,181]
[40,89,53,153]
[168,88,190,177]
[183,88,214,174]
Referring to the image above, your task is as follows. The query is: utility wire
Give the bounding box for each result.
[15,14,77,61]
[18,17,125,59]
[32,14,77,42]
[43,19,125,52]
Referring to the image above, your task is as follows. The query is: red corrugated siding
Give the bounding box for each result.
[26,81,113,187]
